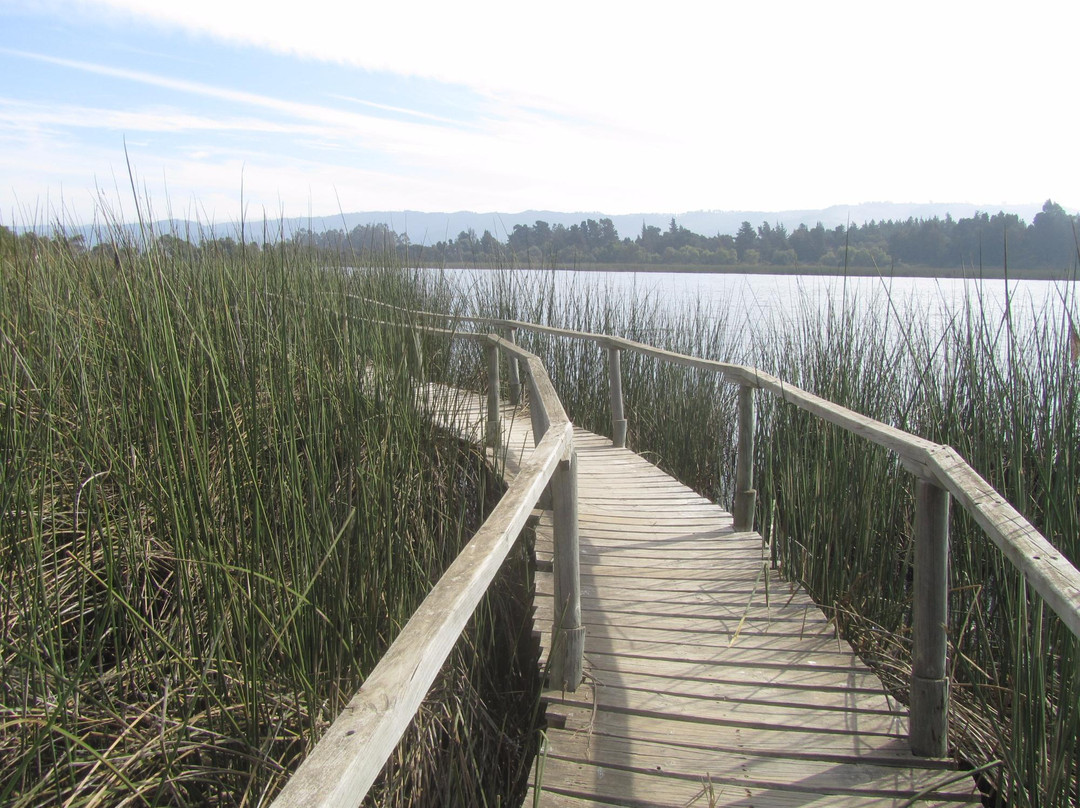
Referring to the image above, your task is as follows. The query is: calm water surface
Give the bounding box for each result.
[443,268,1077,347]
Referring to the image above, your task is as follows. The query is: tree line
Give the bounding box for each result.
[4,199,1076,272]
[420,200,1077,271]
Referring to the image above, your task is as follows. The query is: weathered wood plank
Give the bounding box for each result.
[545,703,923,761]
[541,682,906,731]
[542,730,980,796]
[542,656,891,697]
[531,757,979,807]
[534,594,838,629]
[536,575,815,602]
[531,609,845,648]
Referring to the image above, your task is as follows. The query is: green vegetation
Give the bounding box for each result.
[754,291,1080,806]
[0,219,539,805]
[26,197,1075,277]
[5,202,1078,806]
[278,200,1080,274]
[449,270,1079,807]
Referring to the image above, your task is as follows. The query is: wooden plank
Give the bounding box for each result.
[536,575,816,603]
[538,540,768,559]
[538,632,867,671]
[578,497,720,510]
[521,789,613,808]
[540,555,768,575]
[531,606,842,644]
[542,730,980,797]
[536,625,862,661]
[523,785,975,808]
[534,594,837,629]
[542,680,904,725]
[547,653,891,695]
[577,486,712,499]
[531,757,978,807]
[546,703,920,761]
[540,525,744,543]
[537,535,760,553]
[540,674,902,717]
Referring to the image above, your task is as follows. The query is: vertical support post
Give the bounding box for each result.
[550,448,584,691]
[526,367,550,447]
[526,367,552,508]
[732,384,757,532]
[506,327,522,405]
[607,345,627,449]
[485,341,501,449]
[910,478,950,757]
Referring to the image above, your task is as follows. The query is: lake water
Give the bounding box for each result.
[441,268,1078,350]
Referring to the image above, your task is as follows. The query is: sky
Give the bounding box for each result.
[1,0,1078,227]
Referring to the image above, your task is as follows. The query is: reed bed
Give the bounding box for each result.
[451,268,1078,807]
[0,224,539,806]
[756,286,1080,807]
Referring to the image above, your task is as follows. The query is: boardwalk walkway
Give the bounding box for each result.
[433,383,981,807]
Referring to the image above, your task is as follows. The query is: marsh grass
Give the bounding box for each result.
[753,285,1080,806]
[0,219,539,805]
[452,269,1079,807]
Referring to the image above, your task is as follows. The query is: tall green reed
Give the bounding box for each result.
[0,221,538,806]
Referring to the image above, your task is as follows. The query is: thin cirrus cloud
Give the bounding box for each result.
[0,42,669,218]
[2,45,629,161]
[0,98,333,137]
[1,48,474,144]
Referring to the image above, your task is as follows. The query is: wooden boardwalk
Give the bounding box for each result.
[433,386,982,807]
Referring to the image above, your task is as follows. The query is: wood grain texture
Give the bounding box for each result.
[526,425,980,806]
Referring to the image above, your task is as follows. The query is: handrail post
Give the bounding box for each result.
[607,345,627,448]
[485,341,501,449]
[910,478,950,757]
[526,368,551,447]
[550,447,584,691]
[526,367,552,508]
[733,384,757,532]
[506,327,522,405]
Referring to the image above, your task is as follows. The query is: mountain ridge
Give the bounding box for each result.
[275,202,1055,246]
[39,201,1069,246]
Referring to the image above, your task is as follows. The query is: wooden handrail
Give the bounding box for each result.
[342,298,1080,760]
[360,300,1080,643]
[271,330,582,808]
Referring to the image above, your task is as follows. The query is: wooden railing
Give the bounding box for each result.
[399,308,1080,758]
[273,306,1080,807]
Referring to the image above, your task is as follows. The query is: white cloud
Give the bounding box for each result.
[0,98,332,136]
[3,0,1080,218]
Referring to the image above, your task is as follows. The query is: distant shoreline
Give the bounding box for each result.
[439,262,1078,282]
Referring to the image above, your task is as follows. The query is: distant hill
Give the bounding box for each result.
[42,201,1063,246]
[268,203,1053,246]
